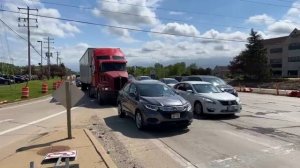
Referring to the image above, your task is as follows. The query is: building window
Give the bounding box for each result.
[270,58,282,64]
[272,70,282,76]
[269,48,283,53]
[271,64,282,68]
[288,70,298,76]
[288,43,300,50]
[288,56,300,62]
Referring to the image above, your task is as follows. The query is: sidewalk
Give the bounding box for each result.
[0,129,113,168]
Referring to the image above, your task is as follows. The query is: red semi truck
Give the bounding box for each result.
[79,48,128,104]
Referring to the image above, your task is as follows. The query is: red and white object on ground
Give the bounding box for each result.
[44,150,77,160]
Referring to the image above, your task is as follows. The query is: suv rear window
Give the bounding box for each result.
[182,77,202,81]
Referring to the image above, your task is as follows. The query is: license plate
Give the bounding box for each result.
[171,113,180,119]
[227,105,238,112]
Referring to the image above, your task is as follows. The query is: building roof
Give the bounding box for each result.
[263,28,300,45]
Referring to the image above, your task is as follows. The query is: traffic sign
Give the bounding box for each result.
[44,150,77,160]
[52,82,84,108]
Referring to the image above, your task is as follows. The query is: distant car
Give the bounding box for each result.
[75,77,81,87]
[12,76,26,83]
[159,78,179,88]
[0,77,12,85]
[136,76,151,81]
[181,75,238,97]
[117,80,193,130]
[174,81,242,116]
[128,74,135,82]
[2,75,15,84]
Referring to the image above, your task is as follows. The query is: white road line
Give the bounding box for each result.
[0,97,52,111]
[0,107,78,136]
[0,119,13,124]
[225,130,275,148]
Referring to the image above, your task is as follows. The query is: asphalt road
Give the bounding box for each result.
[0,92,300,168]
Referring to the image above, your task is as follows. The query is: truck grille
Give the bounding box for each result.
[114,77,128,90]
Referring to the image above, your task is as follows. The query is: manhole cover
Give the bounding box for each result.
[37,145,71,156]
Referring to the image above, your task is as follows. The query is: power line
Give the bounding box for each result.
[28,0,260,31]
[0,17,42,57]
[240,0,298,9]
[0,9,247,43]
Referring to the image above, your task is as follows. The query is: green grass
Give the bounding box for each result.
[0,78,61,103]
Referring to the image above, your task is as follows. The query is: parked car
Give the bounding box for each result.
[159,78,179,88]
[12,76,26,83]
[2,75,15,84]
[0,77,12,85]
[136,76,152,81]
[117,80,193,130]
[174,81,242,116]
[181,75,238,97]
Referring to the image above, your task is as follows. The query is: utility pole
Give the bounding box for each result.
[44,37,54,79]
[18,6,38,80]
[55,51,60,65]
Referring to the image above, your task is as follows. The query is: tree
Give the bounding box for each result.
[229,29,270,81]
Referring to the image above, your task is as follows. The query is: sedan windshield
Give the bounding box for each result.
[101,63,126,72]
[164,79,178,84]
[138,84,175,97]
[193,84,222,93]
[200,77,226,86]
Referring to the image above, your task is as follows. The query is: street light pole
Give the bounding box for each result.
[37,40,43,66]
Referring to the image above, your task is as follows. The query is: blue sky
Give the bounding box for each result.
[1,0,300,71]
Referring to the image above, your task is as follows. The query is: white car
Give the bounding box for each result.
[174,81,242,115]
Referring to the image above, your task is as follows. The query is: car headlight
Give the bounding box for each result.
[203,98,216,104]
[236,97,241,104]
[184,103,192,111]
[144,104,159,111]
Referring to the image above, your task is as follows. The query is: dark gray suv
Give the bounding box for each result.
[117,80,193,130]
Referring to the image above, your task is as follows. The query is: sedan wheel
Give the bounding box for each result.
[135,111,144,130]
[194,102,203,116]
[118,103,125,118]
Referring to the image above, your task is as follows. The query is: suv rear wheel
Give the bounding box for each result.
[135,111,144,130]
[118,102,125,118]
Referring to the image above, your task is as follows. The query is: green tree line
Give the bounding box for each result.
[128,62,212,79]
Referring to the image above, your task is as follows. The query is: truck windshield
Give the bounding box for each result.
[101,63,126,72]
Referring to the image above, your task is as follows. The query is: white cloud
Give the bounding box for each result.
[169,11,184,15]
[267,20,296,35]
[92,0,162,41]
[93,0,160,26]
[151,22,200,37]
[246,14,275,25]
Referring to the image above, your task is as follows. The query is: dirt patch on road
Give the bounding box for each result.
[89,116,143,168]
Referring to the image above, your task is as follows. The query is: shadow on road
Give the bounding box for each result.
[194,114,240,120]
[16,137,68,152]
[103,115,190,139]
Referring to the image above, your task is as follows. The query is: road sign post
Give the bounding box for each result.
[65,81,72,139]
[52,80,84,139]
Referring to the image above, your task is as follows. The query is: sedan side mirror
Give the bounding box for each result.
[186,89,194,94]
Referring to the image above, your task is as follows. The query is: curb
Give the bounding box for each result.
[84,129,117,168]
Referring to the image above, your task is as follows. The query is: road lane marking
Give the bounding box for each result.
[0,97,52,111]
[0,119,13,124]
[0,107,78,136]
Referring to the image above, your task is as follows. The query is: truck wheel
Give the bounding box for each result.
[88,87,94,98]
[97,91,104,105]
